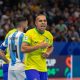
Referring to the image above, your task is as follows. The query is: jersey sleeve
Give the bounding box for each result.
[22,34,31,45]
[49,36,53,46]
[22,31,32,45]
[48,32,53,46]
[0,37,8,51]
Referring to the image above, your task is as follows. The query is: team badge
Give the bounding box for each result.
[24,36,28,40]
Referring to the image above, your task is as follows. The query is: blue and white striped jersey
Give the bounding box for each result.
[1,31,25,66]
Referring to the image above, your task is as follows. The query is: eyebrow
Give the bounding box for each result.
[39,20,47,22]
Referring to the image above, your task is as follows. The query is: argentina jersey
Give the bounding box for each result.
[1,31,25,70]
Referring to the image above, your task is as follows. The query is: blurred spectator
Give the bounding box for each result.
[54,28,67,41]
[63,8,69,19]
[55,19,67,34]
[74,7,80,18]
[1,15,9,25]
[67,25,80,41]
[75,17,80,35]
[0,28,4,40]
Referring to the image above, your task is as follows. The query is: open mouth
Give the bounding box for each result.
[41,25,46,27]
[40,24,47,30]
[41,26,46,30]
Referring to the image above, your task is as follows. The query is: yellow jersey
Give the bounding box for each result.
[4,29,17,63]
[23,28,53,72]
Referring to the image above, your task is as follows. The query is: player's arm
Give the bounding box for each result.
[42,46,54,58]
[42,35,54,58]
[0,43,9,64]
[21,41,49,53]
[0,37,9,63]
[0,50,9,64]
[21,34,49,53]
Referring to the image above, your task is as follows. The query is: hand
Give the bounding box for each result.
[39,42,49,49]
[6,60,9,64]
[42,53,49,58]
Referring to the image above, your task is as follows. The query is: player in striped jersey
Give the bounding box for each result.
[2,28,17,80]
[0,16,28,80]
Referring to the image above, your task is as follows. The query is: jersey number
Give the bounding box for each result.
[9,43,18,58]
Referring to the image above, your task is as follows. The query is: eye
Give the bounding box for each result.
[38,19,47,22]
[39,20,42,22]
[44,20,47,22]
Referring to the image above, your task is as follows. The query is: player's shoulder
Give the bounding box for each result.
[45,30,53,39]
[45,30,53,41]
[45,30,53,36]
[25,28,35,34]
[15,31,25,39]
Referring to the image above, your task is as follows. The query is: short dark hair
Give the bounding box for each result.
[16,16,27,22]
[15,16,27,27]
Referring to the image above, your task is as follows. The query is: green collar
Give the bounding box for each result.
[34,27,45,34]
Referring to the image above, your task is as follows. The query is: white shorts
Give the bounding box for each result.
[8,62,26,80]
[8,70,26,80]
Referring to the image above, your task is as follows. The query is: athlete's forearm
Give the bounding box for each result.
[0,50,9,64]
[21,42,41,53]
[46,46,54,55]
[42,46,54,58]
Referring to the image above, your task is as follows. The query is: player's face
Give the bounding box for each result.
[35,15,47,32]
[23,20,28,28]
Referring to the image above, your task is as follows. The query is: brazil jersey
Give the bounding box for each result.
[4,29,17,63]
[23,28,53,72]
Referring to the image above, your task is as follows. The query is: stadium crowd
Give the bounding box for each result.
[0,0,80,41]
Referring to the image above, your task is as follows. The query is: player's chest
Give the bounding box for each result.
[31,34,49,45]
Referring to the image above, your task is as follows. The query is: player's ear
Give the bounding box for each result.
[35,20,37,26]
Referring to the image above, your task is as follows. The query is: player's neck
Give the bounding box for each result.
[35,27,44,34]
[17,27,24,32]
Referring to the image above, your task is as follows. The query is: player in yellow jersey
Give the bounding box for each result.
[21,14,54,80]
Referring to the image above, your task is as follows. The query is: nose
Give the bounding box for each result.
[41,22,45,24]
